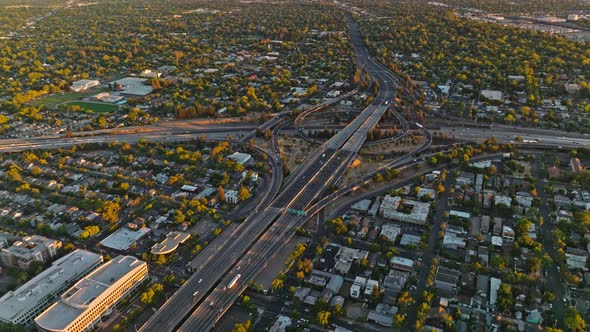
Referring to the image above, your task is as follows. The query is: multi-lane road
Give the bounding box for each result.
[439,125,590,148]
[172,15,407,332]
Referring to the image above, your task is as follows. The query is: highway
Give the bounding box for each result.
[0,125,256,153]
[439,126,590,148]
[174,15,404,332]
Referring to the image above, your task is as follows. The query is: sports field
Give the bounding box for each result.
[65,101,118,113]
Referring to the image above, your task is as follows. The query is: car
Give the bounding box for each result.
[198,278,203,283]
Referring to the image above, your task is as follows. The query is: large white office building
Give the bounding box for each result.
[35,255,148,332]
[0,250,102,327]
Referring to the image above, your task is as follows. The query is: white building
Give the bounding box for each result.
[443,233,466,250]
[151,231,191,255]
[481,89,503,101]
[0,250,102,327]
[350,276,366,299]
[0,235,62,270]
[417,187,436,199]
[35,256,148,332]
[365,279,379,296]
[70,79,100,92]
[227,152,252,165]
[379,195,430,225]
[225,190,239,204]
[99,227,151,252]
[380,224,401,243]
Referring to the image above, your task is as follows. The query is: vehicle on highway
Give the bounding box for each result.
[228,274,241,289]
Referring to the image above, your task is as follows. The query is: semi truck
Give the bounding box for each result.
[228,274,241,289]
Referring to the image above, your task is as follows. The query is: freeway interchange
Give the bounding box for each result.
[139,15,408,332]
[0,15,589,332]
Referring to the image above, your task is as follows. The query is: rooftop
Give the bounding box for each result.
[0,250,102,324]
[99,227,150,251]
[112,77,153,96]
[351,199,372,212]
[380,224,401,242]
[35,256,146,331]
[227,152,252,165]
[151,231,191,255]
[390,256,414,268]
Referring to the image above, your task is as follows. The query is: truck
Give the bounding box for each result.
[228,274,241,289]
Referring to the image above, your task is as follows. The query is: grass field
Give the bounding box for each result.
[30,90,99,108]
[65,101,118,113]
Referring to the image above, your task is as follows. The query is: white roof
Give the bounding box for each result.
[417,187,435,198]
[227,152,252,165]
[491,236,503,246]
[112,77,153,96]
[450,210,471,219]
[490,277,501,305]
[351,199,372,212]
[35,256,147,331]
[365,279,379,295]
[481,89,503,101]
[0,250,102,325]
[443,233,466,248]
[380,224,401,242]
[390,256,414,267]
[99,227,150,251]
[151,231,191,255]
[495,195,512,206]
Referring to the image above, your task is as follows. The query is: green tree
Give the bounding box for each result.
[497,284,513,313]
[564,307,586,332]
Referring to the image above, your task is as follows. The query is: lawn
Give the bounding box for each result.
[65,101,118,113]
[30,90,98,108]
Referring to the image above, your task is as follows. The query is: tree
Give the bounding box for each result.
[317,311,330,326]
[218,186,225,202]
[101,201,121,223]
[174,210,185,223]
[232,320,251,332]
[497,284,513,313]
[79,225,100,240]
[564,307,586,332]
[491,255,507,270]
[435,182,445,194]
[271,277,284,290]
[264,128,272,140]
[397,291,415,307]
[237,186,251,201]
[6,165,22,181]
[140,289,155,305]
[374,172,384,182]
[242,295,251,307]
[163,274,176,288]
